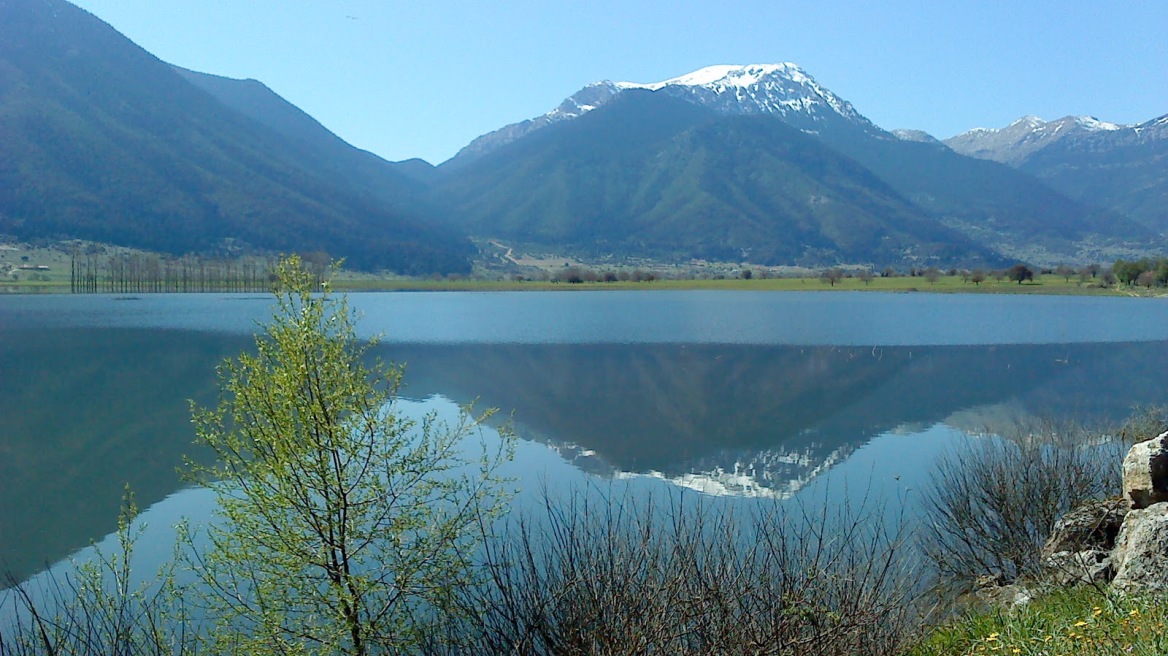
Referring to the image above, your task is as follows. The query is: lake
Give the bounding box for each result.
[3,291,1168,584]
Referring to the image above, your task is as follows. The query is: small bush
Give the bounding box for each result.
[1118,405,1168,445]
[919,418,1122,585]
[448,487,921,656]
[0,492,194,656]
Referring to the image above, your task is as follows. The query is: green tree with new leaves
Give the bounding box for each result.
[185,256,513,655]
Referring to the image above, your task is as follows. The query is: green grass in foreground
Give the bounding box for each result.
[910,587,1168,656]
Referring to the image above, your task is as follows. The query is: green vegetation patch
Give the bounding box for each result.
[911,587,1168,656]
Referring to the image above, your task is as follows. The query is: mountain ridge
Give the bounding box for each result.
[0,0,472,273]
[945,113,1168,232]
[435,90,1001,268]
[437,64,1153,266]
[444,63,879,170]
[945,114,1127,165]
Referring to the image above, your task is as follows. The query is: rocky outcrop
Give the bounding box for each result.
[976,434,1168,605]
[1107,433,1168,591]
[1123,431,1168,509]
[1043,498,1128,555]
[1040,498,1128,585]
[1112,502,1168,592]
[973,582,1034,609]
[1035,434,1168,594]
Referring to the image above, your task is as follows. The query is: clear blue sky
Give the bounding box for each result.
[69,0,1168,165]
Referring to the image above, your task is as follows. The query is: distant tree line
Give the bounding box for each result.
[515,266,659,283]
[71,253,275,293]
[812,262,1116,287]
[1112,258,1168,288]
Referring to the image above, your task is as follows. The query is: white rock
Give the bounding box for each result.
[1122,431,1168,509]
[1112,502,1168,592]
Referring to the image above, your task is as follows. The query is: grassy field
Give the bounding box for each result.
[331,274,1130,295]
[0,242,1149,296]
[0,271,1145,296]
[0,243,75,291]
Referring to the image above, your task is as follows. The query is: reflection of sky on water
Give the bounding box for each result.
[4,292,1168,587]
[5,291,1168,345]
[5,395,958,601]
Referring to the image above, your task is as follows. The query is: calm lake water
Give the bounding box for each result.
[3,291,1168,584]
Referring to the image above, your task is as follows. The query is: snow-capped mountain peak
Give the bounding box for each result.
[615,63,807,91]
[1073,115,1122,132]
[943,113,1139,164]
[446,63,878,167]
[608,63,872,131]
[1009,115,1046,129]
[545,81,623,121]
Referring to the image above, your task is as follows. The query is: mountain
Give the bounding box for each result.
[444,81,625,170]
[445,63,878,170]
[381,341,1168,498]
[0,0,472,273]
[810,121,1142,263]
[944,115,1126,165]
[891,129,943,145]
[946,115,1168,233]
[439,64,1151,266]
[173,67,438,210]
[436,91,997,267]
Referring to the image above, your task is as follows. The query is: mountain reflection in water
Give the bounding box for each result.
[2,325,1167,582]
[385,342,1167,497]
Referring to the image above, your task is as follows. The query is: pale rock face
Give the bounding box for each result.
[1122,431,1168,509]
[1111,502,1168,592]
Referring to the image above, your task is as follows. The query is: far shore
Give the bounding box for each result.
[1,273,1157,297]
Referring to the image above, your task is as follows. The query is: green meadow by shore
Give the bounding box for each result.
[0,272,1149,296]
[331,273,1132,295]
[1,242,1156,296]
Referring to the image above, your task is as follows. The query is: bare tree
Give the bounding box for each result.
[820,268,844,287]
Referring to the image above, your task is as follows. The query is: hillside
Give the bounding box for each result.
[436,91,998,268]
[814,125,1145,263]
[0,0,472,273]
[438,64,1152,267]
[946,115,1168,234]
[173,67,442,211]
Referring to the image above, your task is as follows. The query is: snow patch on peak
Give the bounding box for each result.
[892,129,941,144]
[1073,115,1122,131]
[1010,115,1046,128]
[616,63,805,91]
[610,63,873,131]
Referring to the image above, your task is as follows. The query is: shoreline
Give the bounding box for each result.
[0,274,1149,297]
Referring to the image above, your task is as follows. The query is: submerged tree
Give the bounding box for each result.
[186,256,513,655]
